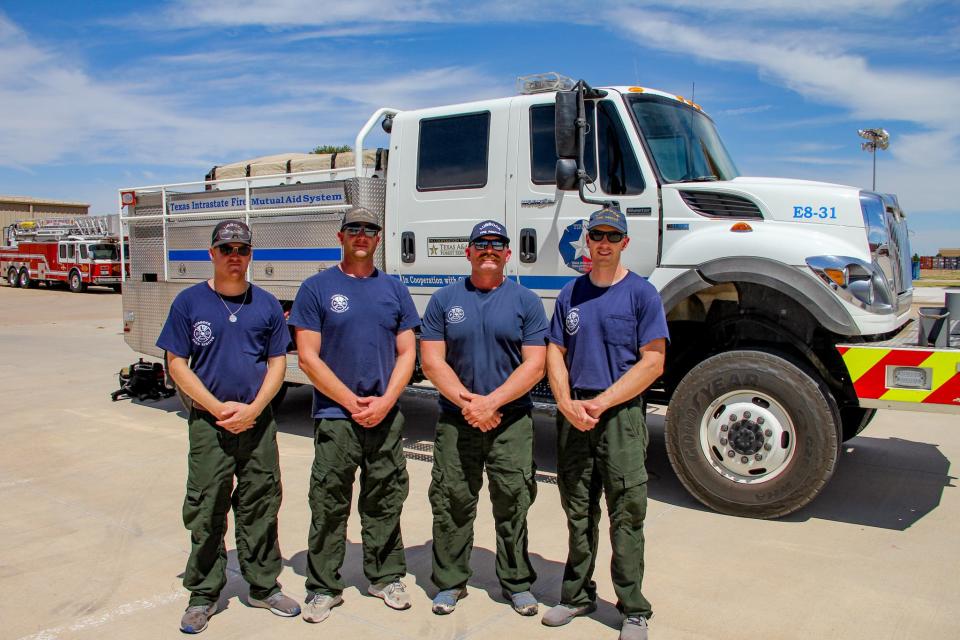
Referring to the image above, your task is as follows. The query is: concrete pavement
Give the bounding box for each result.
[0,285,958,639]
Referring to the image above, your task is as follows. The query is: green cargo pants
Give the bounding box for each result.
[305,408,409,596]
[182,407,283,607]
[429,409,538,593]
[556,398,652,619]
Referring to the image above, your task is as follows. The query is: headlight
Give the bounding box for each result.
[807,255,894,312]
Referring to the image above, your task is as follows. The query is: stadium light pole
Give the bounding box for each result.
[858,128,889,191]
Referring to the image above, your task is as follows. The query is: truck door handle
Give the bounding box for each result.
[520,228,537,263]
[401,231,415,263]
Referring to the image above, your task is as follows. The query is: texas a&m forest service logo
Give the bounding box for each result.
[558,220,592,274]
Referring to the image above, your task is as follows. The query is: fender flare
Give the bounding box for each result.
[659,257,858,336]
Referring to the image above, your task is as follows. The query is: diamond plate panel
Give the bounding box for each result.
[123,177,388,387]
[345,177,386,269]
[122,280,189,357]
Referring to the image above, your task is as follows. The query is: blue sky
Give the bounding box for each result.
[0,0,957,255]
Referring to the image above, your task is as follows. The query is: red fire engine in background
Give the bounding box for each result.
[1,217,126,293]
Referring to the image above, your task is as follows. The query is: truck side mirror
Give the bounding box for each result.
[555,159,579,191]
[555,90,579,159]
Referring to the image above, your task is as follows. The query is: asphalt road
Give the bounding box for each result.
[0,285,957,639]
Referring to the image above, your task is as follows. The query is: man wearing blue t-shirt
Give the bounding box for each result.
[542,208,668,640]
[288,206,420,623]
[420,220,548,617]
[157,219,300,634]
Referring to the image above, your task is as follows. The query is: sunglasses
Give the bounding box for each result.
[587,230,625,243]
[343,224,380,237]
[470,239,507,251]
[216,245,252,256]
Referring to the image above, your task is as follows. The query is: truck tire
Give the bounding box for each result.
[18,268,36,288]
[7,267,19,287]
[840,407,876,441]
[665,350,840,519]
[68,270,87,293]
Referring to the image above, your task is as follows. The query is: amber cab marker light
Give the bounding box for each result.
[730,222,753,232]
[823,268,847,287]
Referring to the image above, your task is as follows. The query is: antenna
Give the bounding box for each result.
[691,81,696,103]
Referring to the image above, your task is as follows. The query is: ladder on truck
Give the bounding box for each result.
[12,216,114,241]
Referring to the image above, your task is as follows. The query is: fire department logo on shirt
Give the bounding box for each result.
[446,306,466,324]
[192,320,214,346]
[564,308,581,335]
[330,294,349,313]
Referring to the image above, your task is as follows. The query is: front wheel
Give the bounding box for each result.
[18,268,35,288]
[68,271,87,293]
[665,350,840,519]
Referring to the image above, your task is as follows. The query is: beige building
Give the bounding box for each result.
[0,195,90,231]
[939,248,960,258]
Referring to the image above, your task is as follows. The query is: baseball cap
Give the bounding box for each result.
[585,207,628,234]
[469,219,510,244]
[341,206,382,230]
[211,220,252,247]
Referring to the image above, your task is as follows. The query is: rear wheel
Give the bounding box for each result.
[68,270,87,293]
[7,267,18,287]
[665,350,840,518]
[111,284,122,293]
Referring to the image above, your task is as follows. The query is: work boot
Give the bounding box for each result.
[541,602,597,627]
[301,593,343,623]
[431,587,468,615]
[367,580,412,610]
[502,589,538,616]
[620,615,649,640]
[249,591,301,617]
[179,603,217,634]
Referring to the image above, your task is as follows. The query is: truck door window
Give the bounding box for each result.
[529,103,596,185]
[59,244,66,260]
[597,101,645,195]
[67,244,75,260]
[79,244,89,260]
[417,111,490,191]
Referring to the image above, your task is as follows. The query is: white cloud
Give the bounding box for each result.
[718,105,772,116]
[155,0,445,28]
[605,7,960,216]
[0,13,501,174]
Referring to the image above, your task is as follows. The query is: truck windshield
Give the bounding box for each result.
[89,244,119,260]
[627,94,739,183]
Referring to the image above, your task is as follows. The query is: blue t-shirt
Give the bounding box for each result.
[156,282,290,404]
[288,267,420,419]
[421,277,549,413]
[548,271,669,392]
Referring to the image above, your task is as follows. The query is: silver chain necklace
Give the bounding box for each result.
[216,286,248,323]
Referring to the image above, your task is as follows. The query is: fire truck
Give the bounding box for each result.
[119,74,960,518]
[1,216,125,292]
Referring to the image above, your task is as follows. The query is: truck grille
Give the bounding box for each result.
[679,191,762,219]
